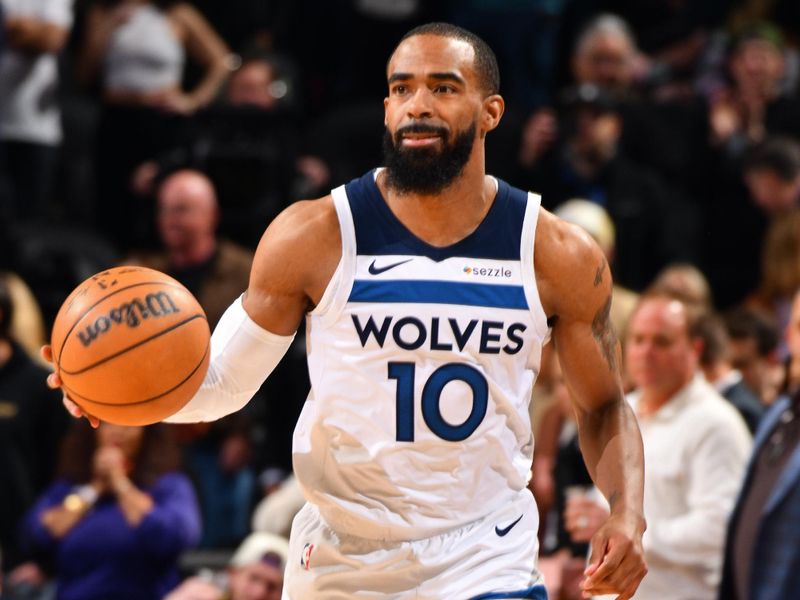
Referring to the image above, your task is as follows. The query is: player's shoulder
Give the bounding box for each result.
[535,208,610,318]
[536,208,605,276]
[265,195,339,245]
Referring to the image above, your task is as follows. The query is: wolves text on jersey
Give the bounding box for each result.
[352,314,526,355]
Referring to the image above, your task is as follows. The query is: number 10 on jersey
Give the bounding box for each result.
[388,362,488,442]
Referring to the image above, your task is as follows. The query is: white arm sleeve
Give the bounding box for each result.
[165,295,295,423]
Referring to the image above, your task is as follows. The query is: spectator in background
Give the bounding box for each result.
[11,421,200,600]
[519,83,691,290]
[718,289,800,600]
[131,51,302,248]
[76,0,231,252]
[566,294,751,599]
[695,311,765,433]
[127,169,257,549]
[743,136,800,217]
[749,209,800,356]
[0,277,68,573]
[0,0,73,222]
[165,531,288,600]
[708,22,800,155]
[701,26,800,309]
[649,263,714,308]
[725,306,781,405]
[129,169,252,329]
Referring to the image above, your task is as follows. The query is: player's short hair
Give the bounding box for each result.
[724,307,779,357]
[743,136,800,181]
[0,277,12,341]
[391,22,500,96]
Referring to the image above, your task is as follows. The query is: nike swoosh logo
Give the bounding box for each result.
[495,514,523,537]
[368,258,413,275]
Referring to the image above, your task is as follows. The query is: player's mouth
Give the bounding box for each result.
[401,134,441,147]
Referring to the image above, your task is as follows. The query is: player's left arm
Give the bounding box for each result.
[535,210,646,600]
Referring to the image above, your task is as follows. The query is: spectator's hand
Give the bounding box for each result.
[580,509,647,600]
[130,160,159,197]
[94,444,127,482]
[6,562,48,588]
[41,345,100,428]
[146,89,200,115]
[709,92,741,145]
[519,109,557,167]
[564,495,608,543]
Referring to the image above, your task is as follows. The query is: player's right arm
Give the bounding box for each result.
[535,210,647,600]
[47,196,342,425]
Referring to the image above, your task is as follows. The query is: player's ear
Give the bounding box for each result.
[482,94,504,133]
[384,97,389,126]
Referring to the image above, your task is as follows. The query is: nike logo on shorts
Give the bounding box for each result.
[368,258,413,275]
[495,514,523,537]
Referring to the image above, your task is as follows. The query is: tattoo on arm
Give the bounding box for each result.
[591,294,618,372]
[608,490,620,510]
[593,257,607,287]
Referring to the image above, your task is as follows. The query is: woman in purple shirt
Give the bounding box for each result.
[19,420,201,600]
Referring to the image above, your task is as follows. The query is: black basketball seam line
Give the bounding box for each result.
[56,280,193,367]
[61,339,210,407]
[60,313,208,375]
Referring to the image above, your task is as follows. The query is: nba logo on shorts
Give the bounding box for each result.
[301,543,315,570]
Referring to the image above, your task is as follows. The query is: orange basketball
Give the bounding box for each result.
[51,266,210,426]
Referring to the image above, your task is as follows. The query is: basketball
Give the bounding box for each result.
[51,266,211,426]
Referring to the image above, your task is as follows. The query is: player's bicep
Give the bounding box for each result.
[553,295,622,414]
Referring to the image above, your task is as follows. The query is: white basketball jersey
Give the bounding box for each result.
[292,170,550,541]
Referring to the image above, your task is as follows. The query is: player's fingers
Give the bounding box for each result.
[585,531,608,576]
[63,396,82,418]
[47,372,63,389]
[40,344,53,363]
[62,396,100,428]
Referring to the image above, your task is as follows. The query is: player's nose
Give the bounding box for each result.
[406,88,434,119]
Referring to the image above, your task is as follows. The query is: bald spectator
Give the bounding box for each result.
[128,169,252,329]
[566,295,752,600]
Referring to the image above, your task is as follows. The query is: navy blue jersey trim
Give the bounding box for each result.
[469,583,548,599]
[345,170,529,262]
[349,280,529,310]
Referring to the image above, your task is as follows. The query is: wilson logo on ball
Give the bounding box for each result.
[77,292,181,347]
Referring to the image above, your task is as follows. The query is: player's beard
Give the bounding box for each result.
[382,121,476,195]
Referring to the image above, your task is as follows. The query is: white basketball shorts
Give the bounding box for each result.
[282,489,547,599]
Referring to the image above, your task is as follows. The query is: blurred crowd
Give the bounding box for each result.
[1,0,800,599]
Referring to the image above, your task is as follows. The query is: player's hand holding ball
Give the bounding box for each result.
[44,266,210,426]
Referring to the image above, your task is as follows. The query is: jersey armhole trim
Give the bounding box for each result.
[520,192,550,343]
[309,185,356,326]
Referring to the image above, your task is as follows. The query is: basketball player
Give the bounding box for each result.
[48,23,647,599]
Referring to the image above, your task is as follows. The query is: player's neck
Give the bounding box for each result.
[380,156,495,248]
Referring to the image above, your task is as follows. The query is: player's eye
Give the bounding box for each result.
[434,84,455,94]
[392,84,408,95]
